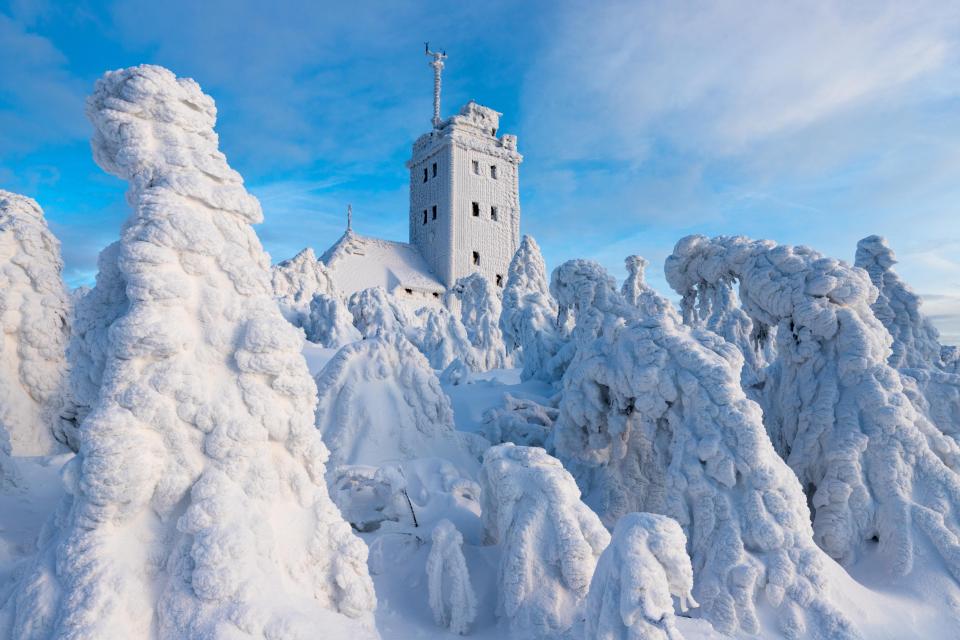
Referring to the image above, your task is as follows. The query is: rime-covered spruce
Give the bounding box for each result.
[0,191,71,455]
[665,234,960,588]
[553,256,857,638]
[1,65,377,640]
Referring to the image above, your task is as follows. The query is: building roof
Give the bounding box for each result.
[320,230,446,299]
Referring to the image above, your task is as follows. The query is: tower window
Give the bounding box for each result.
[404,288,413,295]
[491,128,497,136]
[490,165,498,179]
[490,206,498,221]
[432,205,437,220]
[423,209,428,224]
[496,274,503,287]
[472,160,480,175]
[472,251,480,266]
[472,202,480,217]
[423,168,428,183]
[432,162,437,177]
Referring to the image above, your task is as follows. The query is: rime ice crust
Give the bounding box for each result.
[450,272,510,370]
[501,235,564,382]
[3,65,377,639]
[551,257,857,638]
[0,191,71,456]
[584,512,696,640]
[666,234,960,588]
[479,444,610,639]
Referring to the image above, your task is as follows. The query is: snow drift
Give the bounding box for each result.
[665,234,960,587]
[553,257,857,638]
[480,443,610,639]
[0,190,71,456]
[584,512,696,640]
[2,65,377,639]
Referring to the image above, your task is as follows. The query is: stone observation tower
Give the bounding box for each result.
[407,44,523,289]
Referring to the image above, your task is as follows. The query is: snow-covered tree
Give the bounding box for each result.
[0,190,71,456]
[621,255,673,322]
[304,292,361,347]
[482,393,557,448]
[451,272,509,370]
[427,519,477,635]
[408,305,479,370]
[348,286,407,338]
[855,235,944,370]
[480,443,610,639]
[3,65,377,639]
[271,247,337,326]
[553,257,856,638]
[584,512,696,640]
[315,330,479,474]
[501,236,562,379]
[665,234,960,585]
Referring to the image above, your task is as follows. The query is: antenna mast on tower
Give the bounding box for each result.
[425,42,447,129]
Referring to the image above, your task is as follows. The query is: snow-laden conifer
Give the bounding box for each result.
[665,234,960,586]
[271,247,337,325]
[584,512,696,640]
[426,519,477,635]
[409,305,479,370]
[553,257,857,638]
[348,286,407,338]
[451,272,509,370]
[2,65,377,639]
[480,443,610,639]
[0,191,71,455]
[304,292,361,347]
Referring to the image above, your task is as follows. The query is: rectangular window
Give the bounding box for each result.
[490,165,498,179]
[472,160,480,175]
[423,209,428,224]
[472,251,480,266]
[432,205,437,220]
[472,202,480,217]
[423,168,428,183]
[496,274,503,287]
[490,206,498,221]
[432,162,437,177]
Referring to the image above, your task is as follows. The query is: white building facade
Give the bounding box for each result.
[407,101,523,289]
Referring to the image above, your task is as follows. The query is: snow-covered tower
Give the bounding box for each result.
[408,48,522,289]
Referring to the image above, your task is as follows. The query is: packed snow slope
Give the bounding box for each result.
[0,191,71,456]
[0,65,377,640]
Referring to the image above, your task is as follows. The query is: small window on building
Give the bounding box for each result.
[490,206,498,221]
[432,205,437,220]
[472,202,480,217]
[432,162,438,177]
[472,251,480,266]
[472,160,480,175]
[490,165,498,179]
[423,168,428,183]
[405,288,413,295]
[432,292,440,299]
[496,274,503,287]
[491,128,497,136]
[423,209,428,225]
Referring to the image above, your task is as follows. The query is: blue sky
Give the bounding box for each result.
[3,0,960,343]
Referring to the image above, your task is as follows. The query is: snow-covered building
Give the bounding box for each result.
[322,48,522,303]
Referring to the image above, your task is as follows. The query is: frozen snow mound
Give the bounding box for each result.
[666,234,960,585]
[408,305,479,371]
[553,257,857,638]
[348,286,408,338]
[450,272,510,371]
[480,443,610,639]
[272,247,339,328]
[427,519,477,635]
[584,512,696,640]
[2,65,377,640]
[0,190,71,456]
[315,330,480,474]
[501,236,565,382]
[304,292,361,348]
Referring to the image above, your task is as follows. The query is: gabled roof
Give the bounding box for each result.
[320,230,445,298]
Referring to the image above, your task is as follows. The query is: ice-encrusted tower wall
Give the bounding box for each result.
[408,101,522,289]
